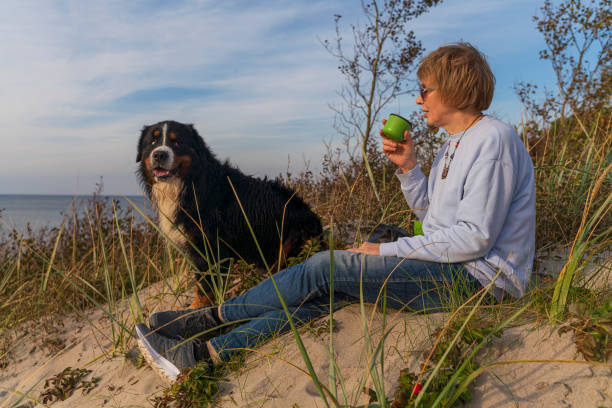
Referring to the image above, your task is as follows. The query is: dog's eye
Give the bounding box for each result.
[173,141,180,147]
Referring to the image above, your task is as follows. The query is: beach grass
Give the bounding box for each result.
[0,108,610,407]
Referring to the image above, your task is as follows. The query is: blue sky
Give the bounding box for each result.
[0,0,556,195]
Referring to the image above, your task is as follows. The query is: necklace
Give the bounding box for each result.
[441,114,484,179]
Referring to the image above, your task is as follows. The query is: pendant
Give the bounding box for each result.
[441,167,448,179]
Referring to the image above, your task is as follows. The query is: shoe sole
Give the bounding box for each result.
[135,324,181,383]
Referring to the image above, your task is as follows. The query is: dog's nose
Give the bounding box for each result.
[153,150,169,162]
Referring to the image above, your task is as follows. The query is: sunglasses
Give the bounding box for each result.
[419,86,435,99]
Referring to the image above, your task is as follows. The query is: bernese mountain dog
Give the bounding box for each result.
[136,120,322,308]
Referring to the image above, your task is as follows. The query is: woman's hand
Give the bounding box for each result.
[347,242,381,256]
[380,119,418,172]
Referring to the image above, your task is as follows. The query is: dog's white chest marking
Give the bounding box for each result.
[151,178,187,248]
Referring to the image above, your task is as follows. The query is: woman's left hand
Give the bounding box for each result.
[347,242,381,256]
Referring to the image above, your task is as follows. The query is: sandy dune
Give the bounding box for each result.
[1,271,610,407]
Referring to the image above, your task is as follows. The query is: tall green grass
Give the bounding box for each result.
[0,197,167,333]
[528,112,611,318]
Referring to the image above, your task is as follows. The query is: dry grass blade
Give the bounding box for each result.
[551,159,612,319]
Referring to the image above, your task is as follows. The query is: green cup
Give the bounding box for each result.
[382,113,412,142]
[413,220,423,236]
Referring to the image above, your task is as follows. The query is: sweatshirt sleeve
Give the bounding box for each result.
[396,165,429,221]
[380,158,515,261]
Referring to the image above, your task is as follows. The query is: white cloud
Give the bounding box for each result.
[0,0,556,194]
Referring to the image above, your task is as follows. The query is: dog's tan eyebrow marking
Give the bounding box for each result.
[169,132,177,140]
[153,130,161,137]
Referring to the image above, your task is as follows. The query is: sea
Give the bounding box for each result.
[0,194,153,237]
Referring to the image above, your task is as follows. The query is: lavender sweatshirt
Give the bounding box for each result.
[379,116,536,297]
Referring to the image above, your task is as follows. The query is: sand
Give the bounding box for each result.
[1,260,610,407]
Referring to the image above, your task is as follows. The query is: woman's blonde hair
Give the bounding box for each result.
[417,42,495,112]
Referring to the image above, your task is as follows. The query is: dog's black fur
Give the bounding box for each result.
[136,120,322,306]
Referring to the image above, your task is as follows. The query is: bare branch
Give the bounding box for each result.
[323,0,443,157]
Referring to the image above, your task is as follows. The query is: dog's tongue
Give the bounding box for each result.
[153,169,171,177]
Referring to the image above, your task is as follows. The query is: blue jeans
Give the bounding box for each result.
[208,250,481,361]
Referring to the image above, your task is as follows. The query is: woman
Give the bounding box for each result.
[135,42,536,382]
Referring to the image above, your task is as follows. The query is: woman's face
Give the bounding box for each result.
[416,78,457,130]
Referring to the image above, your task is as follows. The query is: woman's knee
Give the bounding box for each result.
[300,251,334,285]
[304,250,362,280]
[305,250,333,269]
[308,249,359,264]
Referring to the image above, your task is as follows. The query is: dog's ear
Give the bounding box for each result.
[136,125,149,162]
[188,124,208,157]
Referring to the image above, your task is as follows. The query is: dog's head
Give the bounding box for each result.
[136,120,207,184]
